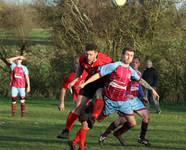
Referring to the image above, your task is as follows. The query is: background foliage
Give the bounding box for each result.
[0,0,186,103]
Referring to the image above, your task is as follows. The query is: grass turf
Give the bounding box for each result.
[0,97,186,150]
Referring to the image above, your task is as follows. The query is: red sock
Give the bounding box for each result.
[92,98,105,120]
[65,112,78,131]
[21,103,26,117]
[72,129,81,145]
[11,103,16,116]
[79,128,89,150]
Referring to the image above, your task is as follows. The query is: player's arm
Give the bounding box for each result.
[79,62,120,89]
[139,79,159,100]
[68,65,86,89]
[6,56,26,64]
[131,67,159,100]
[25,74,30,93]
[68,78,79,89]
[58,87,67,112]
[79,73,101,88]
[138,84,149,105]
[23,66,30,93]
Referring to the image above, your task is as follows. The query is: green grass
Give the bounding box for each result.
[0,97,186,150]
[0,28,53,46]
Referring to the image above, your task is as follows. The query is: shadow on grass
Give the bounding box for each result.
[0,135,68,144]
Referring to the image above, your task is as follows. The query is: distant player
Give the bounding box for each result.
[6,56,30,117]
[98,57,151,146]
[78,48,159,148]
[57,43,112,150]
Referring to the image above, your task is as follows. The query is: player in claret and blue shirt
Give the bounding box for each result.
[98,57,151,146]
[6,56,30,117]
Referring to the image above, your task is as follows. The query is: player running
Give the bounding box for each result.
[6,55,30,117]
[98,57,151,146]
[57,43,112,144]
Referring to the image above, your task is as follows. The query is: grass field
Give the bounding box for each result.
[0,97,186,150]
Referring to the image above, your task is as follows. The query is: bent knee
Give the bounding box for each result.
[129,121,137,127]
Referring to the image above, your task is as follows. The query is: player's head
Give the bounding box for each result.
[85,43,98,64]
[121,47,135,64]
[15,58,23,65]
[146,59,152,68]
[131,57,140,69]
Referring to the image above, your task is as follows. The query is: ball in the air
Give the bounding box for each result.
[112,0,127,7]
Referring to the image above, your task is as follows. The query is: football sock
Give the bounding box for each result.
[102,122,117,137]
[11,103,16,117]
[72,129,81,145]
[114,122,131,136]
[65,111,78,131]
[79,128,89,150]
[140,121,148,139]
[91,98,104,120]
[21,103,25,117]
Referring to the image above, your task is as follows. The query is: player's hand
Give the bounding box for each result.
[20,56,26,60]
[58,103,65,112]
[143,97,149,107]
[26,86,30,93]
[78,83,85,89]
[152,89,160,100]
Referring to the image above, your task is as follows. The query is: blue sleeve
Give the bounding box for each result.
[23,66,29,75]
[10,63,16,71]
[99,62,121,76]
[130,66,140,81]
[138,85,145,98]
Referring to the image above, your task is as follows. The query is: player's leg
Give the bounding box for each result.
[71,97,116,150]
[71,108,90,150]
[19,88,26,117]
[112,100,136,145]
[136,109,151,146]
[11,87,18,117]
[113,115,136,146]
[57,95,87,139]
[87,88,105,128]
[99,117,125,144]
[58,81,98,139]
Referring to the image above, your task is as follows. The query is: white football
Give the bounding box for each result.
[112,0,127,7]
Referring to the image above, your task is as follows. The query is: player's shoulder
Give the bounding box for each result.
[109,61,123,68]
[98,52,112,60]
[67,72,76,78]
[10,63,16,68]
[129,65,136,72]
[22,65,28,69]
[114,61,122,65]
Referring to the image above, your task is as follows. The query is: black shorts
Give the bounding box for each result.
[79,77,106,99]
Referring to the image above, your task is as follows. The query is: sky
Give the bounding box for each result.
[2,0,186,8]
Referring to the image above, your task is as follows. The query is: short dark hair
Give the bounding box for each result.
[85,43,97,51]
[122,47,135,55]
[133,56,140,62]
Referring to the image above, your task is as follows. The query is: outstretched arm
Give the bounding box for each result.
[79,73,101,89]
[79,62,120,89]
[6,56,26,64]
[139,79,159,100]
